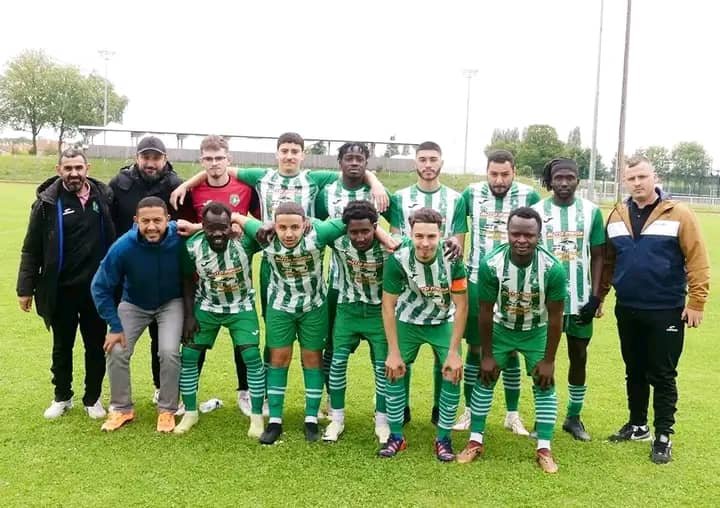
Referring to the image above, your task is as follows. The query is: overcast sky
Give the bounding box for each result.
[1,0,716,172]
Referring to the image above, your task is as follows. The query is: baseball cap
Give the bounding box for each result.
[136,136,166,155]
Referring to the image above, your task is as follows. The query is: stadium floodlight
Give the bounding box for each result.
[588,0,604,201]
[614,0,632,202]
[462,69,478,174]
[98,50,115,146]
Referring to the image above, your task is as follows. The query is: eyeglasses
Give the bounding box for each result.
[201,156,227,163]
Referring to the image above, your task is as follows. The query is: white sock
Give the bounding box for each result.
[537,439,551,450]
[375,412,388,426]
[305,415,318,424]
[470,432,484,444]
[269,417,282,424]
[331,409,345,423]
[506,410,519,419]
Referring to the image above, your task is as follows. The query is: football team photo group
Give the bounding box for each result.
[16,132,708,474]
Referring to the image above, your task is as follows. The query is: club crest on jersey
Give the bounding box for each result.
[230,194,240,206]
[92,201,99,213]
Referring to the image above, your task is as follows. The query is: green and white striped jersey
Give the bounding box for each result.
[384,239,467,325]
[181,231,260,314]
[533,197,605,315]
[477,243,567,331]
[236,167,339,222]
[463,181,541,283]
[316,181,392,290]
[244,218,346,313]
[332,236,388,305]
[390,184,467,238]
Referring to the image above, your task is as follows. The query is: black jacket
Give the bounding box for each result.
[17,177,116,328]
[108,162,185,235]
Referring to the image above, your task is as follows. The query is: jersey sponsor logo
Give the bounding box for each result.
[230,194,240,206]
[63,208,75,215]
[553,238,580,261]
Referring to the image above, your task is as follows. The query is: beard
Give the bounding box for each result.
[138,166,165,184]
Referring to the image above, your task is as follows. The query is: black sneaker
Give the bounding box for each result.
[259,422,283,445]
[304,421,320,442]
[403,406,412,426]
[650,434,673,464]
[608,422,651,442]
[562,416,591,442]
[430,406,439,426]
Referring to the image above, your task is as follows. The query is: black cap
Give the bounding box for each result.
[136,136,166,155]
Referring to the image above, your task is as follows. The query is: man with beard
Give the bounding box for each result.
[17,149,116,419]
[390,141,467,426]
[533,158,605,441]
[174,202,266,437]
[109,136,185,406]
[456,207,565,473]
[453,149,541,434]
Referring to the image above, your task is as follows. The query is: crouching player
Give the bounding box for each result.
[380,207,467,461]
[322,200,391,444]
[174,202,266,437]
[456,207,566,473]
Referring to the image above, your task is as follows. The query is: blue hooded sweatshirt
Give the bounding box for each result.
[91,221,183,332]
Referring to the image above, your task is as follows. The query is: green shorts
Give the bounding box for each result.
[192,307,260,348]
[333,303,387,359]
[397,320,452,365]
[492,324,546,375]
[563,315,593,340]
[265,303,328,351]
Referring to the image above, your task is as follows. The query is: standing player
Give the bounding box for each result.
[390,141,467,425]
[456,207,566,473]
[454,149,541,434]
[322,200,391,444]
[232,203,348,444]
[315,142,392,402]
[381,208,466,462]
[174,202,265,437]
[533,158,604,441]
[181,135,261,415]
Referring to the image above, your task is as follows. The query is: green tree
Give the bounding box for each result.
[516,124,564,178]
[567,126,582,148]
[0,50,56,154]
[635,145,671,178]
[384,135,399,158]
[485,127,520,155]
[671,142,712,178]
[307,140,327,155]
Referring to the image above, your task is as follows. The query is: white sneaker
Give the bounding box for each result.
[248,414,264,438]
[44,399,73,419]
[237,390,252,417]
[173,411,199,434]
[452,407,471,431]
[152,389,160,405]
[504,412,530,436]
[374,423,391,444]
[175,402,186,417]
[84,400,107,420]
[322,421,345,442]
[199,398,224,414]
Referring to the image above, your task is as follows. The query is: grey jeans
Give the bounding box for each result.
[107,298,182,413]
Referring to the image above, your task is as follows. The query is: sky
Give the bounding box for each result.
[1,0,717,173]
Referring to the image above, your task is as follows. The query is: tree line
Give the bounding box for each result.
[0,50,128,154]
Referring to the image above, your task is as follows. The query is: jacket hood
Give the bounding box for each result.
[36,176,111,204]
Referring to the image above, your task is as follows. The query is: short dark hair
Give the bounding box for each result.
[342,200,378,225]
[541,157,578,191]
[277,132,304,150]
[409,207,443,229]
[486,149,515,169]
[274,201,305,218]
[416,141,442,155]
[337,142,370,162]
[201,201,231,221]
[507,206,541,233]
[136,196,168,214]
[58,148,87,165]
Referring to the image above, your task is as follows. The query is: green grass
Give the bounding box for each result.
[1,175,720,506]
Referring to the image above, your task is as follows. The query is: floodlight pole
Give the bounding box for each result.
[462,69,478,174]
